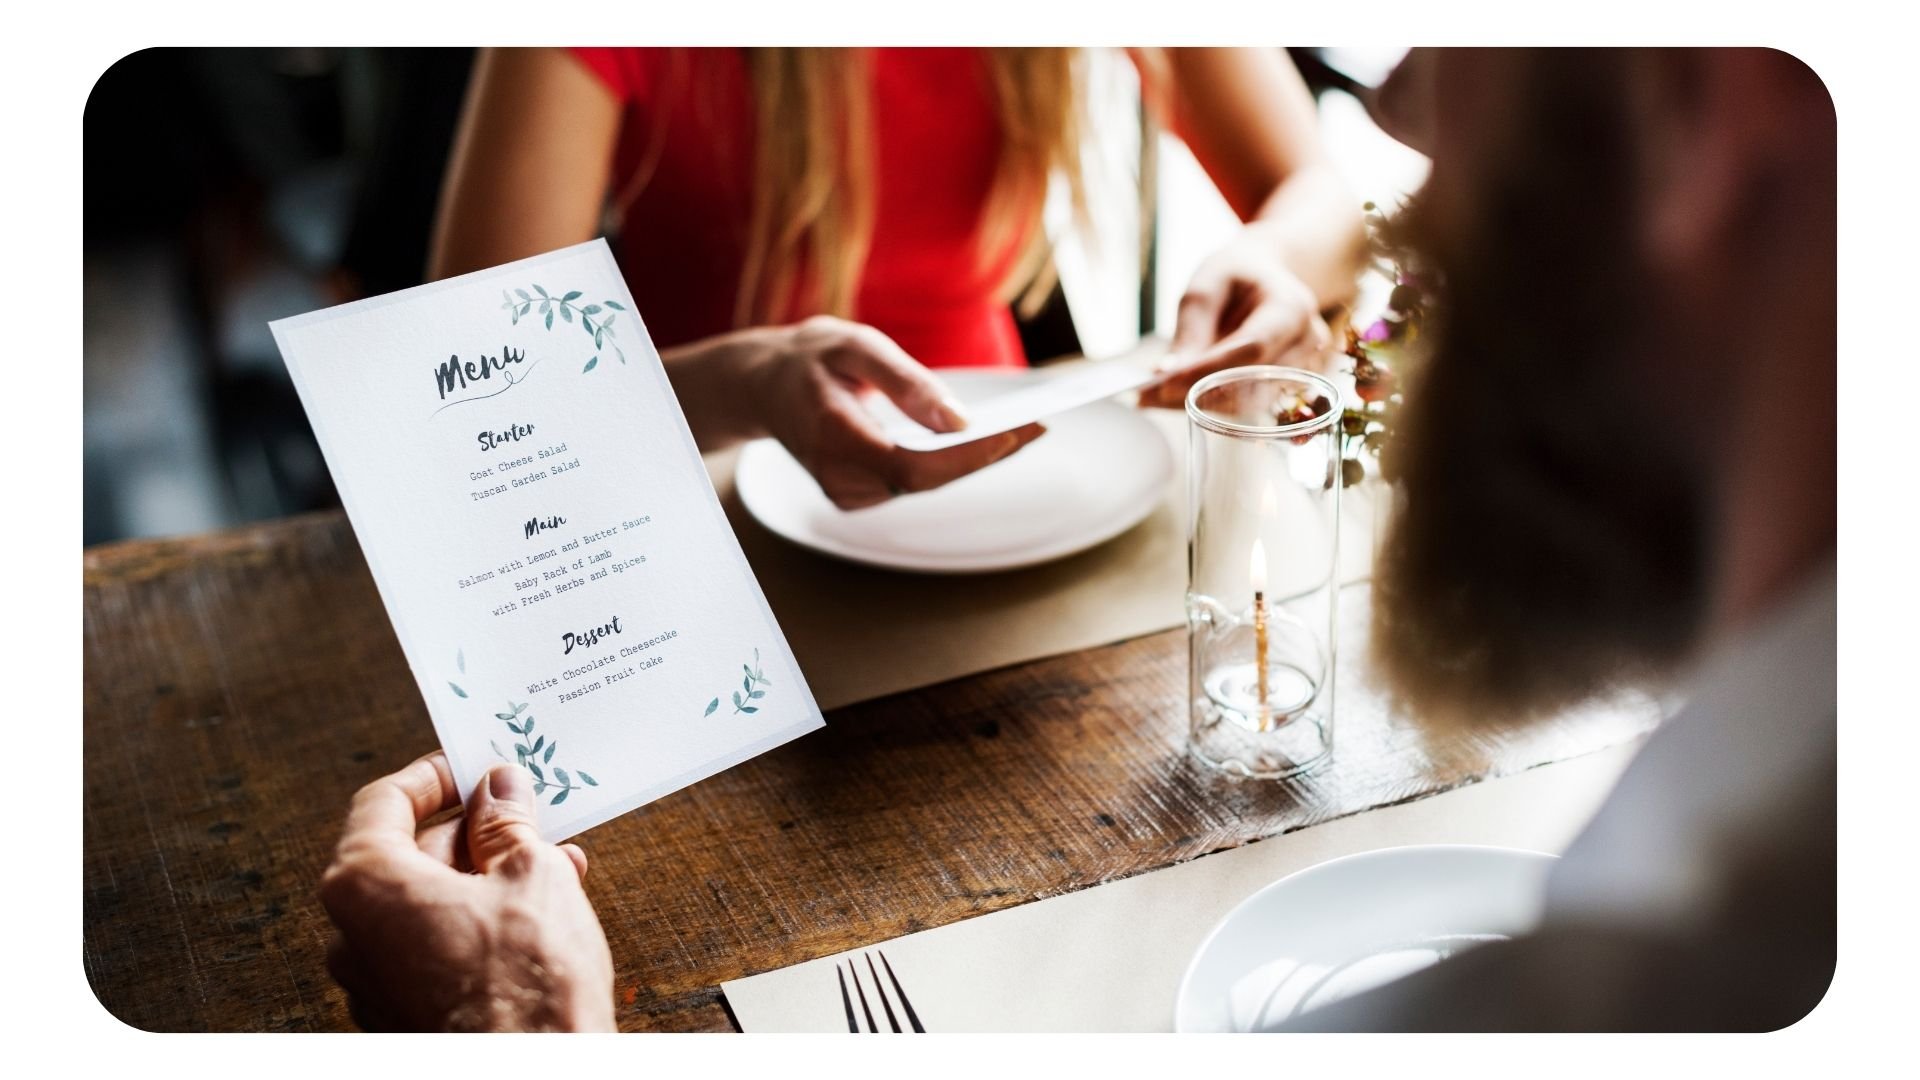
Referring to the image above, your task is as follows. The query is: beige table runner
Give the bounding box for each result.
[705,409,1192,711]
[722,739,1642,1032]
[707,407,1388,712]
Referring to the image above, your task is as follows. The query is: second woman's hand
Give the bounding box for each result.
[671,315,1045,511]
[1138,220,1336,409]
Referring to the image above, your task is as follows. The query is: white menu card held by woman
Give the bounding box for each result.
[271,239,823,841]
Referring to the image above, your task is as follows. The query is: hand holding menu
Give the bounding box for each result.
[271,240,823,841]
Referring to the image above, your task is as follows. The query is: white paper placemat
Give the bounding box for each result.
[722,741,1642,1031]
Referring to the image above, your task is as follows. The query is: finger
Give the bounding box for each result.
[826,327,969,434]
[1139,338,1265,409]
[807,410,911,511]
[1269,313,1335,373]
[806,382,942,510]
[1140,303,1321,409]
[338,751,459,858]
[819,476,896,512]
[464,763,547,877]
[1167,277,1228,367]
[887,423,1046,494]
[415,816,465,868]
[560,843,590,881]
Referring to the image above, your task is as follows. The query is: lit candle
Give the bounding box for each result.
[1250,536,1270,717]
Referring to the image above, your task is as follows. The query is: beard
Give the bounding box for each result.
[1371,52,1711,726]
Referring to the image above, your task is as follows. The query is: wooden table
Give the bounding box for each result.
[83,510,1656,1031]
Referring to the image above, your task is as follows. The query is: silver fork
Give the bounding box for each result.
[836,950,925,1032]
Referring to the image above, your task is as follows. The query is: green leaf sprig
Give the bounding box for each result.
[501,286,628,373]
[487,699,598,805]
[727,648,772,716]
[457,648,599,807]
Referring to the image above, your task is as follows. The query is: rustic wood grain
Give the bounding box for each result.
[83,511,1658,1032]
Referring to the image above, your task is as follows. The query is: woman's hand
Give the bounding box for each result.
[319,753,616,1032]
[672,315,1045,511]
[1138,221,1335,409]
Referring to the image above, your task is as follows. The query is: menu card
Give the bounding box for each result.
[271,239,823,840]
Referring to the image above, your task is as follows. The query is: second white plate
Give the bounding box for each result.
[734,369,1175,574]
[1174,845,1557,1031]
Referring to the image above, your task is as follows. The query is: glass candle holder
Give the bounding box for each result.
[1186,366,1342,778]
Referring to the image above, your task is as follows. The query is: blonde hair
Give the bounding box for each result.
[613,48,1090,328]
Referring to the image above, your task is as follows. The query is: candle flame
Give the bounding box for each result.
[1249,537,1268,594]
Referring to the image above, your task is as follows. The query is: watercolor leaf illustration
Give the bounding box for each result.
[455,649,597,806]
[711,648,772,717]
[504,287,628,373]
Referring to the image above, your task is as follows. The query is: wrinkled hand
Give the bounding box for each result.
[1139,223,1333,408]
[743,316,1045,510]
[319,753,615,1031]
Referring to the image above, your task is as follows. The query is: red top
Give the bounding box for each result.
[569,47,1030,369]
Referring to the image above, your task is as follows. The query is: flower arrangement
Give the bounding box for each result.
[1338,201,1432,488]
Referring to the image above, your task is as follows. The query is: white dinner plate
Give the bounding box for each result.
[1174,845,1557,1031]
[734,369,1175,574]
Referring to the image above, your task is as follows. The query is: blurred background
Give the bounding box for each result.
[82,47,1422,545]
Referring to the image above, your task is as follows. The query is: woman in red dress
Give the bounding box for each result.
[432,48,1361,508]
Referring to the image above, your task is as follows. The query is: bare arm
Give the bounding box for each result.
[429,47,621,280]
[1151,47,1364,309]
[1137,48,1366,404]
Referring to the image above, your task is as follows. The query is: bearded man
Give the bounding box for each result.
[1291,45,1835,1030]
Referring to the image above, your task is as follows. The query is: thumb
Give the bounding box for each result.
[465,763,545,876]
[1167,284,1226,368]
